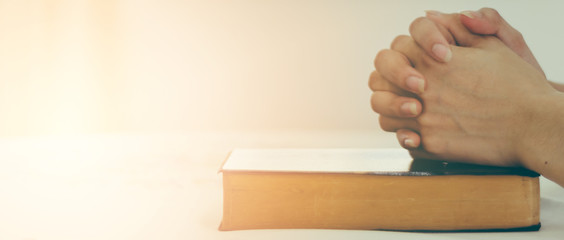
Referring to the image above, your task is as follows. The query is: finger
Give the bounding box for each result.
[459,9,503,35]
[424,11,457,45]
[460,8,523,49]
[460,8,544,75]
[409,16,453,62]
[396,129,421,149]
[371,91,422,117]
[379,115,419,132]
[374,48,426,94]
[368,70,412,96]
[389,35,430,70]
[425,11,482,47]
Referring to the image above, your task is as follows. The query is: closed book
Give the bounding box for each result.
[219,148,540,232]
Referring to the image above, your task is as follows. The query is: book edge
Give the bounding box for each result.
[379,223,541,233]
[221,148,539,177]
[219,167,540,232]
[220,168,539,177]
[217,150,233,174]
[217,223,541,232]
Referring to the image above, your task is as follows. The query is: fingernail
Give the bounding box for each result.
[404,138,417,148]
[406,76,425,93]
[401,102,418,116]
[432,43,452,62]
[424,10,442,17]
[460,10,482,19]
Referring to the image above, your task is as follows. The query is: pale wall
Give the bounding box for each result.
[0,0,561,136]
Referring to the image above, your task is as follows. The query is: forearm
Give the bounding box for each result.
[519,92,564,187]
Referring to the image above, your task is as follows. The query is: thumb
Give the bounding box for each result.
[460,8,544,76]
[460,8,522,49]
[459,9,500,35]
[425,11,482,47]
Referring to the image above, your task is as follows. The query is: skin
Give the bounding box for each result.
[369,9,564,187]
[370,8,564,150]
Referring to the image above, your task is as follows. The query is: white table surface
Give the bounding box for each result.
[1,131,562,240]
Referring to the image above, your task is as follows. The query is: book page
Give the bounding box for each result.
[222,148,413,174]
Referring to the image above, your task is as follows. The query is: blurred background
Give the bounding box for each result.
[3,2,564,239]
[1,0,563,136]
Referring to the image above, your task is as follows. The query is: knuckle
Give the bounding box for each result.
[371,91,399,116]
[408,17,428,34]
[390,35,410,50]
[480,7,502,25]
[368,70,379,91]
[378,116,395,132]
[370,92,380,112]
[374,78,394,93]
[480,7,500,18]
[374,49,389,68]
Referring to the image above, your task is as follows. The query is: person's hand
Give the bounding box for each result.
[374,17,557,167]
[423,8,545,75]
[369,8,549,150]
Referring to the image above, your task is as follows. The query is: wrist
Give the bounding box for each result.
[517,91,564,185]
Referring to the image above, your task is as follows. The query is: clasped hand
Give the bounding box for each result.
[368,9,555,168]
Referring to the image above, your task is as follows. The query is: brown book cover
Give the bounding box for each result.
[219,149,540,232]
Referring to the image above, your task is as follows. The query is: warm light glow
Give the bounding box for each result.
[0,0,389,136]
[0,0,560,137]
[1,1,564,239]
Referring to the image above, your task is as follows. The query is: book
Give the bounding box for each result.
[219,148,540,232]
